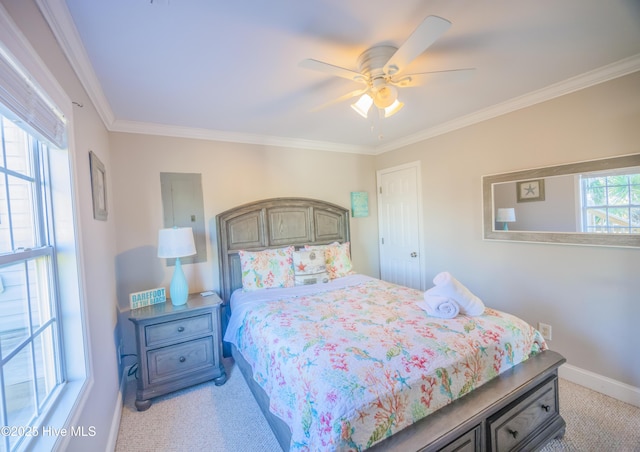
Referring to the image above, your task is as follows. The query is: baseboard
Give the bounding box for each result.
[559,363,640,408]
[104,365,131,451]
[105,387,123,452]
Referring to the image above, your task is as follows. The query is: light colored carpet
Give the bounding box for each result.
[116,358,280,452]
[541,378,640,452]
[116,358,640,451]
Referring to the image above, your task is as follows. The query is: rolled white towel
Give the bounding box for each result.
[426,271,485,316]
[417,295,460,319]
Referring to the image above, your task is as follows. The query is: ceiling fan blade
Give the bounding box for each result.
[391,68,475,87]
[384,16,452,76]
[299,59,365,83]
[310,88,369,112]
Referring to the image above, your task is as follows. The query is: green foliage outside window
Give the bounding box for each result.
[582,172,640,233]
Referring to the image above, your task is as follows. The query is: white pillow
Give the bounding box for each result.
[293,249,330,285]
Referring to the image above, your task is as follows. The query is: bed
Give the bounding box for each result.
[216,197,566,451]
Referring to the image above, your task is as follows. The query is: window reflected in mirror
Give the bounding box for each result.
[581,169,640,234]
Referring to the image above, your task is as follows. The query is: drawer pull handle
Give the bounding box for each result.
[541,404,551,412]
[177,326,185,332]
[179,356,186,363]
[507,429,519,439]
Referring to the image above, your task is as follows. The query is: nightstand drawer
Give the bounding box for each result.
[489,378,558,451]
[147,337,214,384]
[145,313,213,347]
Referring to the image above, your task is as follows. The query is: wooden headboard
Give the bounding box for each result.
[216,197,350,304]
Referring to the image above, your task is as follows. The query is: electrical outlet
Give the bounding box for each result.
[538,322,552,341]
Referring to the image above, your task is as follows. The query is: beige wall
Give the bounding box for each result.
[110,134,379,351]
[375,72,640,388]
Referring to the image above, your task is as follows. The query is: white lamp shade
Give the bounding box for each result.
[496,208,516,222]
[157,227,196,258]
[351,94,373,118]
[383,99,404,117]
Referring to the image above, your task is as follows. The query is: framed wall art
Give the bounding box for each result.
[90,150,108,220]
[350,191,369,217]
[517,179,545,203]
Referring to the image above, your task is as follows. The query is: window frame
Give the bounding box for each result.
[1,6,91,451]
[579,167,640,234]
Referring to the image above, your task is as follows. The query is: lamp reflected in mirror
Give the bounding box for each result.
[496,208,516,230]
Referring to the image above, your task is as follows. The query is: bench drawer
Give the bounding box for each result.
[489,377,559,451]
[438,425,481,452]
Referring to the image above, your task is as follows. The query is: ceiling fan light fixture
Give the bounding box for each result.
[384,99,404,118]
[301,15,467,124]
[351,93,373,118]
[372,85,398,109]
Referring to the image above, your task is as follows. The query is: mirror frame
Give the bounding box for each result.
[482,154,640,247]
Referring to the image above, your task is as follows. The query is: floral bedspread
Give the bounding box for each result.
[226,276,546,451]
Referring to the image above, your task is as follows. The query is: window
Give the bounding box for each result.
[580,169,640,234]
[1,9,88,451]
[0,114,64,452]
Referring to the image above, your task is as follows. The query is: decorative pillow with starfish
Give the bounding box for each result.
[293,249,330,285]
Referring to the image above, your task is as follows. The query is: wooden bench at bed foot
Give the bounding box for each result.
[369,350,566,452]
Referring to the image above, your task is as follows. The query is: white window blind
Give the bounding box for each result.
[0,48,66,149]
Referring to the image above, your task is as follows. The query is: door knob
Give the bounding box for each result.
[410,252,417,258]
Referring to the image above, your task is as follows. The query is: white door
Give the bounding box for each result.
[377,162,424,290]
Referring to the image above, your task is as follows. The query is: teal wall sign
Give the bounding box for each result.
[350,191,369,218]
[129,287,166,310]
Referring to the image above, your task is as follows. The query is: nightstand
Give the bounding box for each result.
[128,293,227,411]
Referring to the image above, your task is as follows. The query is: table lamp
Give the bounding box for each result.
[157,227,196,305]
[496,208,516,231]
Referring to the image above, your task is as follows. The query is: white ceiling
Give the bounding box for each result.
[40,0,640,154]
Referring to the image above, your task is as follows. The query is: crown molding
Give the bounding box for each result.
[373,54,640,154]
[36,0,639,155]
[111,119,374,154]
[36,0,115,127]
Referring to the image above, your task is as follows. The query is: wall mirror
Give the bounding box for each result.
[482,154,640,247]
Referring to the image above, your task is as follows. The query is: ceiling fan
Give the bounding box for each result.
[299,15,474,118]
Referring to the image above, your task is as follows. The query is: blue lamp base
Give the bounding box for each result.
[170,257,189,306]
